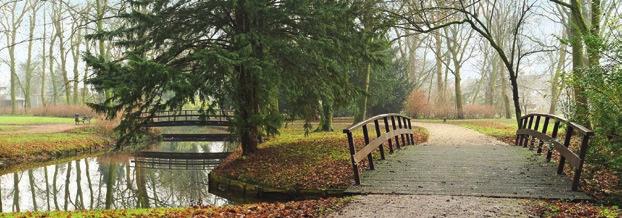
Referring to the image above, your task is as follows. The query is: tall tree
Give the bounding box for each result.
[443,24,475,119]
[52,1,70,105]
[24,0,41,110]
[86,0,387,155]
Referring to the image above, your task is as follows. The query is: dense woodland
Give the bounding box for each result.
[1,1,621,170]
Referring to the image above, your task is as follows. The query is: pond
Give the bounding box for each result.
[0,127,237,213]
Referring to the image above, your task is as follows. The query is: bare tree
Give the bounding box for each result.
[396,0,538,125]
[443,24,475,119]
[0,0,30,113]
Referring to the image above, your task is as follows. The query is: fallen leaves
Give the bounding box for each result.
[214,126,429,190]
[13,197,350,218]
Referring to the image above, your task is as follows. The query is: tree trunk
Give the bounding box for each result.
[49,25,58,105]
[41,13,47,107]
[569,0,591,127]
[549,38,567,114]
[501,70,512,118]
[24,6,36,110]
[355,63,372,123]
[8,34,17,114]
[434,31,444,105]
[71,28,82,105]
[454,63,464,119]
[318,95,334,131]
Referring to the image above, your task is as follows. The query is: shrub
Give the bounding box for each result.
[30,105,97,117]
[463,104,496,119]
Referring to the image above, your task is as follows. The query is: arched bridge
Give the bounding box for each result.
[344,113,592,200]
[141,110,232,127]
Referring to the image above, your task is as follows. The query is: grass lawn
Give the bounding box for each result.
[214,120,429,190]
[0,129,110,161]
[0,115,73,125]
[9,198,349,218]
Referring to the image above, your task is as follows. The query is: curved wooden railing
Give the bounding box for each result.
[141,110,233,127]
[343,113,415,185]
[515,113,594,191]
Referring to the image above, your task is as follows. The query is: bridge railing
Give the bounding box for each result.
[141,110,233,123]
[515,113,594,191]
[343,113,415,185]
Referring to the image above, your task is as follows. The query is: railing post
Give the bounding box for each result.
[374,119,386,160]
[538,117,550,154]
[557,126,574,175]
[345,131,360,185]
[362,124,374,170]
[383,117,394,153]
[391,116,400,149]
[397,116,408,146]
[523,115,534,147]
[547,120,561,162]
[530,116,541,149]
[572,134,591,191]
[516,117,525,146]
[407,118,414,145]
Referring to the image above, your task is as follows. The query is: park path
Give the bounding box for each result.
[332,122,589,217]
[0,124,79,134]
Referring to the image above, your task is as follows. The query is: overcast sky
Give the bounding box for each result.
[0,0,564,92]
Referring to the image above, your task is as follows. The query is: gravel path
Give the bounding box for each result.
[330,195,529,218]
[0,124,80,134]
[331,122,587,217]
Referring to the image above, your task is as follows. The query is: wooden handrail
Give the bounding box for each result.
[343,113,416,185]
[515,113,593,191]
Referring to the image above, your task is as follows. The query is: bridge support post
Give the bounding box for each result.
[374,120,386,160]
[572,134,591,191]
[346,131,361,185]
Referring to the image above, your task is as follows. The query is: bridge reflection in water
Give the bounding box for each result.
[0,129,235,213]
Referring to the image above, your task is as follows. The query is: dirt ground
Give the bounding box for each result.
[0,123,81,134]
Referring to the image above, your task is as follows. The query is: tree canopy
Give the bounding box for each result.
[85,0,390,154]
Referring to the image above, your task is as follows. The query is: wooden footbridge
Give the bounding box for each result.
[140,109,233,141]
[343,113,593,200]
[141,110,232,127]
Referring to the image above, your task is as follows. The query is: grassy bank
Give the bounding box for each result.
[0,116,114,168]
[0,116,75,125]
[10,197,349,218]
[213,121,429,191]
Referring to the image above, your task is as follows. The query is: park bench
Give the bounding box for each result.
[74,114,92,125]
[516,113,594,191]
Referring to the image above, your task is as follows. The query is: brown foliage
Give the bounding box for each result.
[405,90,496,119]
[30,104,97,117]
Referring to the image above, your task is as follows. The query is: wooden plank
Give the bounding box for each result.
[354,134,387,163]
[353,129,413,163]
[516,129,581,167]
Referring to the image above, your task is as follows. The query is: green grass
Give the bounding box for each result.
[0,116,73,125]
[0,126,111,166]
[0,125,26,131]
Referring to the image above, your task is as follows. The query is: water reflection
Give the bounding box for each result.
[0,140,234,212]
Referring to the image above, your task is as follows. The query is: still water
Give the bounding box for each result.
[0,127,236,213]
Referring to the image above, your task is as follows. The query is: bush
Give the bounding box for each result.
[30,105,97,117]
[405,90,496,119]
[463,104,496,119]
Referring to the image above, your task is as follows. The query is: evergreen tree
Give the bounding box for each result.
[85,0,389,155]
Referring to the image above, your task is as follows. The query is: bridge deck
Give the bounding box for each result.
[346,122,590,200]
